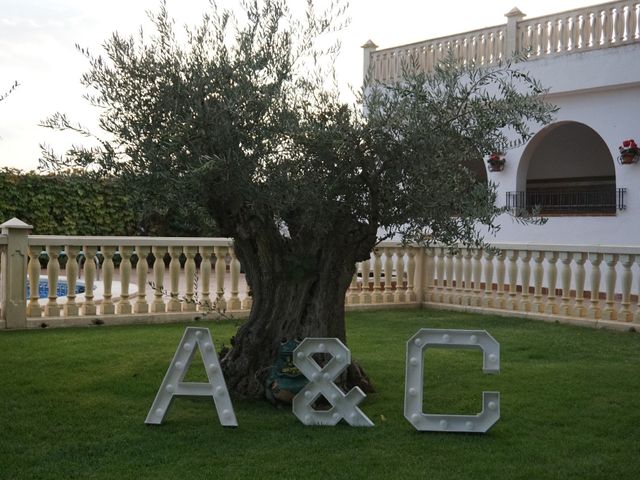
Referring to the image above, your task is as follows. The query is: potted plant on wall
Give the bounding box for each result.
[618,139,639,165]
[487,153,505,172]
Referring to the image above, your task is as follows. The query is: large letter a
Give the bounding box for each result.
[145,327,237,427]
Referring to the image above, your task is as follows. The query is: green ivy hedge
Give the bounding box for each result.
[0,169,138,235]
[0,169,219,236]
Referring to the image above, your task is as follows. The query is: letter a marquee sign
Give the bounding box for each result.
[145,327,237,427]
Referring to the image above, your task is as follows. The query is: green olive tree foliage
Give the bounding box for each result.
[40,0,555,397]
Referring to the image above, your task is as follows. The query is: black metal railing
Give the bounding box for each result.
[506,188,626,214]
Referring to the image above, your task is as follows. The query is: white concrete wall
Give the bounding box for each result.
[489,43,640,246]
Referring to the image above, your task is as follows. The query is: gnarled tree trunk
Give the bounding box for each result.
[220,225,376,399]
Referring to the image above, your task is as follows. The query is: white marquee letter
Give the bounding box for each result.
[404,329,500,433]
[145,327,237,427]
[292,338,373,427]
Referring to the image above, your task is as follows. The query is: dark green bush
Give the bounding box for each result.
[0,168,218,236]
[0,168,136,235]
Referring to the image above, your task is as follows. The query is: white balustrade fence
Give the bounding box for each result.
[1,220,639,330]
[369,25,505,83]
[518,0,639,57]
[366,1,640,82]
[0,219,251,329]
[420,244,640,328]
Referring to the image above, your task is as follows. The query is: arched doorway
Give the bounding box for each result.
[510,122,620,215]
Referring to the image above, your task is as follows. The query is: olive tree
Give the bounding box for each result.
[41,0,554,397]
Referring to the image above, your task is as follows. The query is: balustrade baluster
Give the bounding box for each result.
[45,246,61,317]
[472,249,483,307]
[506,250,519,311]
[630,4,639,41]
[563,15,572,51]
[558,17,567,51]
[532,251,545,313]
[559,252,573,316]
[495,251,506,309]
[134,247,149,314]
[395,248,406,303]
[549,18,558,53]
[423,248,435,302]
[444,250,454,304]
[602,254,618,320]
[533,22,543,55]
[151,246,167,313]
[595,9,605,46]
[521,25,531,54]
[437,42,444,64]
[199,246,214,311]
[100,246,115,315]
[348,265,360,305]
[481,251,494,308]
[488,32,495,63]
[461,38,469,66]
[419,46,426,71]
[383,247,394,303]
[117,246,132,314]
[545,252,558,314]
[519,251,532,312]
[64,245,79,316]
[481,33,489,66]
[214,246,228,312]
[360,258,372,304]
[574,253,587,317]
[588,253,602,319]
[541,21,550,55]
[462,249,473,306]
[83,246,98,316]
[585,12,594,47]
[183,246,197,312]
[371,249,383,304]
[618,254,634,322]
[27,246,42,317]
[426,45,434,72]
[167,246,182,312]
[433,248,444,303]
[471,37,477,63]
[453,250,463,305]
[228,249,242,311]
[614,5,624,42]
[407,248,416,302]
[573,14,583,49]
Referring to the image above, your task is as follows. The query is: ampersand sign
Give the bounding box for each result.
[292,338,373,427]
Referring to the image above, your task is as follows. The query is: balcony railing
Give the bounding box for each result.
[506,188,626,214]
[366,1,640,82]
[2,218,639,331]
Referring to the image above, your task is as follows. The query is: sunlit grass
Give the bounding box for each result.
[1,309,639,479]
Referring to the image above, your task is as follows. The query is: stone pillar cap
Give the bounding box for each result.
[505,7,525,18]
[361,39,378,49]
[0,217,33,230]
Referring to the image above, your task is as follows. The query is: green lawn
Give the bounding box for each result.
[1,310,639,479]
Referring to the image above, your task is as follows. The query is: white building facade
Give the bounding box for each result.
[363,0,640,246]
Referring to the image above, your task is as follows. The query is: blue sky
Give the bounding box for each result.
[0,0,599,171]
